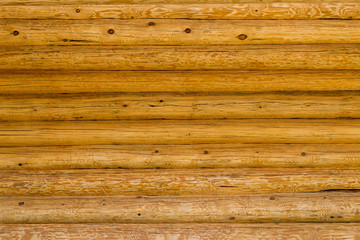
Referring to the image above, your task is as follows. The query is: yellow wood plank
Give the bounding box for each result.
[3,19,360,45]
[2,45,359,71]
[1,168,360,196]
[2,144,360,170]
[1,3,359,19]
[1,0,359,5]
[0,193,359,222]
[1,223,360,239]
[1,120,360,146]
[1,92,360,121]
[1,70,360,94]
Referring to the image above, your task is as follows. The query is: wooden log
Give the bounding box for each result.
[2,144,360,170]
[1,168,360,196]
[1,45,360,71]
[3,19,360,45]
[1,70,360,94]
[1,193,360,222]
[1,120,360,146]
[1,92,360,121]
[1,0,360,5]
[1,223,360,239]
[1,3,359,20]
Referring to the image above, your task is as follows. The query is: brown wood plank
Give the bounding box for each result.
[1,120,360,146]
[2,144,360,170]
[1,92,360,121]
[1,45,360,71]
[1,71,360,94]
[1,223,360,239]
[1,168,360,196]
[0,3,359,19]
[3,19,360,45]
[0,193,359,222]
[1,0,359,5]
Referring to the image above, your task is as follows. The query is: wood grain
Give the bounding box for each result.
[1,223,360,239]
[2,45,360,71]
[2,70,360,94]
[1,120,360,146]
[2,0,360,5]
[2,144,360,170]
[1,92,360,121]
[1,3,359,19]
[1,193,360,222]
[3,19,360,45]
[1,168,360,196]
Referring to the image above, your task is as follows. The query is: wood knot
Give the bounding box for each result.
[184,28,191,33]
[18,202,25,206]
[204,151,209,154]
[237,34,247,40]
[12,30,19,36]
[269,196,275,200]
[108,29,115,34]
[148,22,155,26]
[76,9,80,13]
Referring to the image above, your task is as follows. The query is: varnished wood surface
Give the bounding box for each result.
[1,193,360,223]
[2,144,360,169]
[1,223,360,239]
[1,168,360,196]
[2,45,360,71]
[2,0,360,5]
[3,19,360,45]
[2,70,360,94]
[1,3,359,19]
[1,120,360,146]
[1,92,360,120]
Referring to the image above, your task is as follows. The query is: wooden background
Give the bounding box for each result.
[1,0,360,239]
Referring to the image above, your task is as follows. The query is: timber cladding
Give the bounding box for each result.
[0,0,360,239]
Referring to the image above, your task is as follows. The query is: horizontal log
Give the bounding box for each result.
[2,45,359,71]
[1,224,360,239]
[2,70,360,94]
[2,144,360,170]
[1,92,360,120]
[1,120,360,146]
[1,193,360,222]
[1,0,360,5]
[3,19,360,45]
[1,168,360,196]
[1,3,359,19]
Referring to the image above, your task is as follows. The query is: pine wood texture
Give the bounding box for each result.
[1,1,359,238]
[1,168,360,196]
[1,223,360,239]
[0,193,359,223]
[2,144,360,169]
[2,0,360,5]
[1,120,360,146]
[3,19,360,45]
[2,45,360,71]
[1,3,359,19]
[1,92,360,121]
[1,70,360,94]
